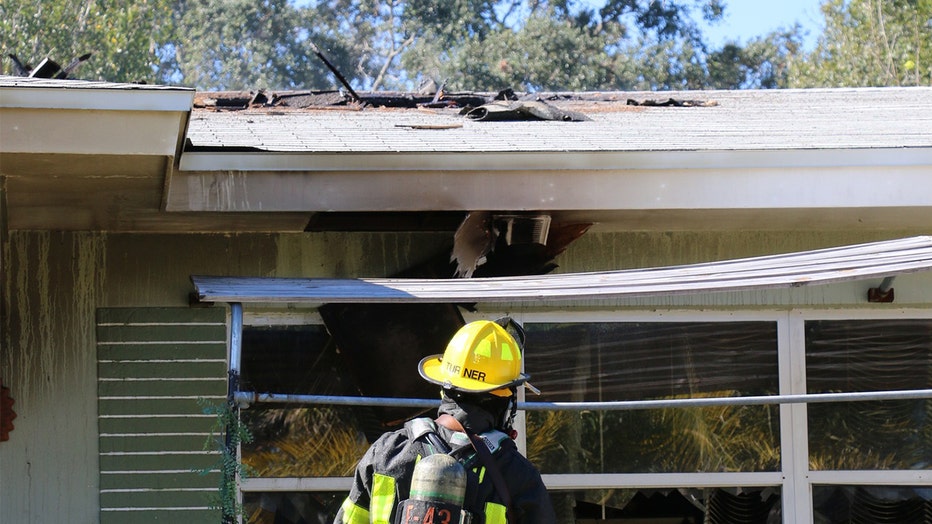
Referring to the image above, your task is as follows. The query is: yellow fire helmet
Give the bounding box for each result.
[418,319,531,397]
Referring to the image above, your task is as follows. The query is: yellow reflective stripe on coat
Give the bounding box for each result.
[340,497,369,524]
[485,502,508,524]
[474,466,487,484]
[370,473,396,523]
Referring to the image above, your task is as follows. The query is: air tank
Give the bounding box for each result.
[409,453,467,506]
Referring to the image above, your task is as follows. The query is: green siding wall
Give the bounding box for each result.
[96,307,228,524]
[4,230,931,524]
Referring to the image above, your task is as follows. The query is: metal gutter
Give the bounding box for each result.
[0,76,194,112]
[177,147,932,172]
[166,161,932,213]
[1,76,195,159]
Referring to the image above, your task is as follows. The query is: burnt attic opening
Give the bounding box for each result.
[304,211,467,232]
[304,211,591,279]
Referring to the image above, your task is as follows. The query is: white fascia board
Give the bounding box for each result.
[166,163,932,212]
[0,85,194,112]
[169,147,932,213]
[178,147,932,172]
[2,108,189,156]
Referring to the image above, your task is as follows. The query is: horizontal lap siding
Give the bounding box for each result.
[97,307,227,524]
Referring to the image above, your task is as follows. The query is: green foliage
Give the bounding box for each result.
[808,399,929,470]
[706,28,807,89]
[7,0,927,90]
[789,0,932,87]
[315,0,422,90]
[399,0,731,91]
[0,0,174,82]
[0,0,762,90]
[241,407,368,478]
[403,7,626,91]
[626,37,709,90]
[168,0,335,90]
[645,394,781,473]
[599,0,724,40]
[527,392,781,475]
[198,398,256,523]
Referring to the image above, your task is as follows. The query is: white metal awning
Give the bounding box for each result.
[192,236,932,303]
[205,236,932,419]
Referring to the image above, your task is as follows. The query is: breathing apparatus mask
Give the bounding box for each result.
[440,387,518,435]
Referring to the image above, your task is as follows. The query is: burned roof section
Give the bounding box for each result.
[194,88,600,122]
[7,53,93,79]
[191,87,660,120]
[192,84,721,114]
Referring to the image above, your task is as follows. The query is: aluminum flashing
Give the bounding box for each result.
[192,236,932,303]
[167,164,932,214]
[0,75,194,111]
[177,147,932,172]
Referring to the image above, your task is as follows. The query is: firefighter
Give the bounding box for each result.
[334,318,556,524]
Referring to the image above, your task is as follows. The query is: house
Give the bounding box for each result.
[1,75,930,523]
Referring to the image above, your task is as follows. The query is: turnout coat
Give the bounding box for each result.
[335,400,555,524]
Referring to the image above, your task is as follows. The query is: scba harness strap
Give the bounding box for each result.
[408,417,510,456]
[407,417,455,455]
[436,415,515,524]
[405,417,514,523]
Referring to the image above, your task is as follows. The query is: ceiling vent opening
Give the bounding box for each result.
[494,214,551,246]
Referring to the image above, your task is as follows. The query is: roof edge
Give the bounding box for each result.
[0,76,194,112]
[178,147,932,172]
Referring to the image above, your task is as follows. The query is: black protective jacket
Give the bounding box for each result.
[334,398,556,523]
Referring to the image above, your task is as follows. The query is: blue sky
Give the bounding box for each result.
[294,0,826,51]
[700,0,824,50]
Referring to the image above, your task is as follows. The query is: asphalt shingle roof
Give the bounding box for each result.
[186,87,932,153]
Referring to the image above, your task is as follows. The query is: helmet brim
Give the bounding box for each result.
[418,354,531,394]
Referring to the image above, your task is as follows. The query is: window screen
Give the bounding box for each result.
[806,319,932,471]
[524,321,781,474]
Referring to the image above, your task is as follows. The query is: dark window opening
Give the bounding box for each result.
[806,319,932,471]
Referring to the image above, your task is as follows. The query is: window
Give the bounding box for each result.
[233,310,932,524]
[553,487,781,522]
[524,321,780,474]
[805,319,932,471]
[239,324,368,480]
[811,485,930,523]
